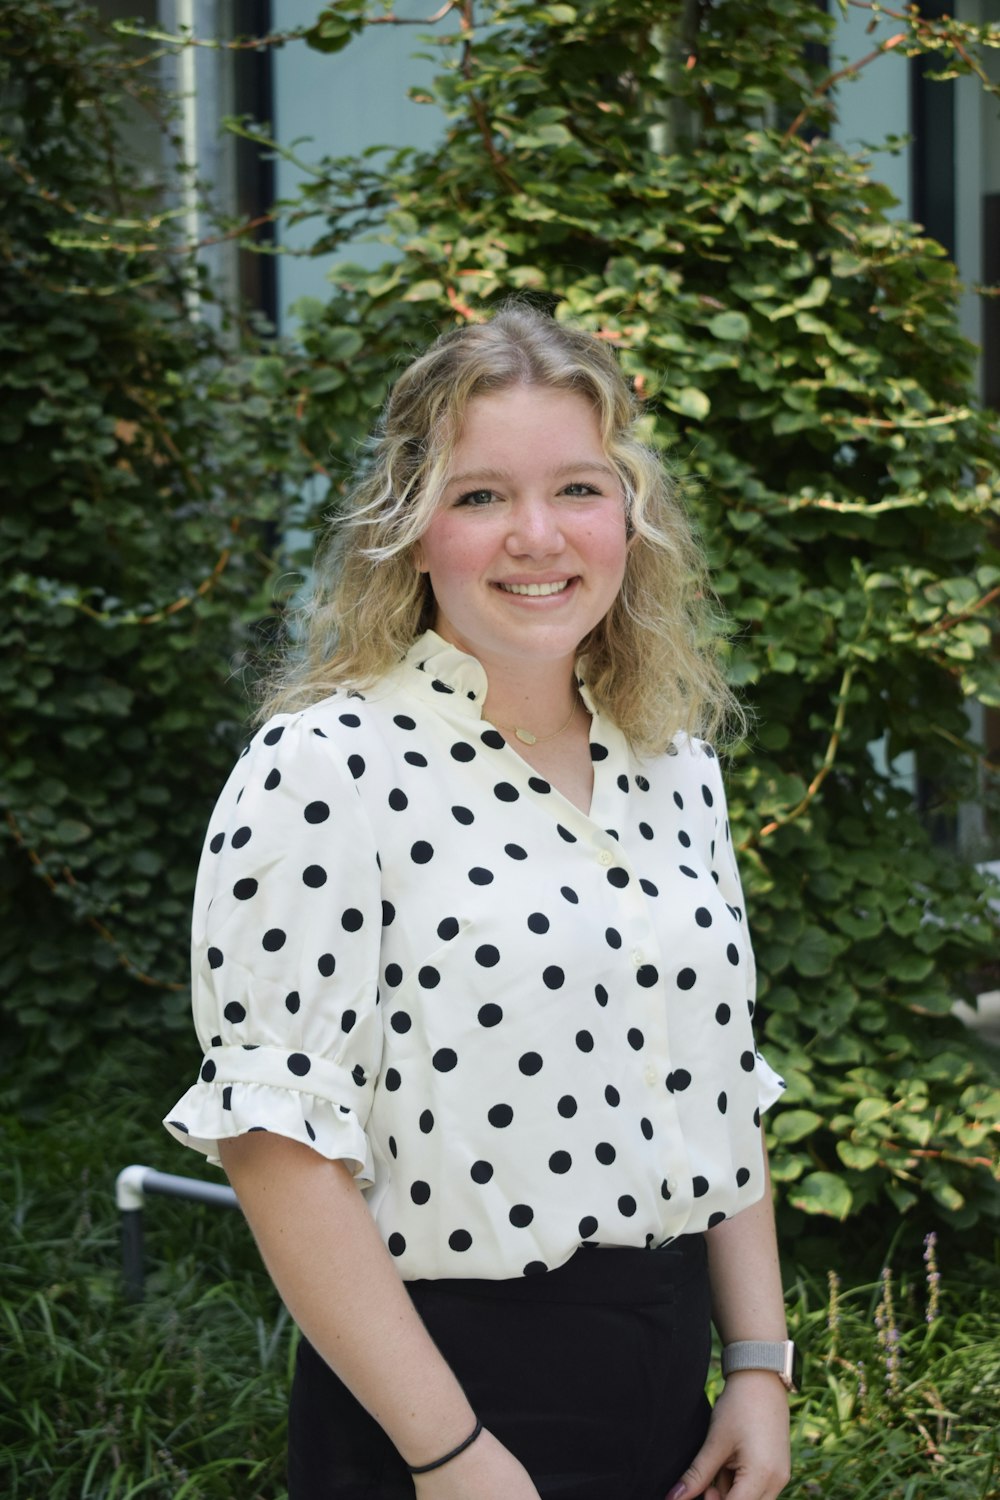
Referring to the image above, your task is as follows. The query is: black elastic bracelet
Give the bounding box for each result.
[406,1418,484,1475]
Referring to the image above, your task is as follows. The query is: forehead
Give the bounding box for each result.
[449,385,607,463]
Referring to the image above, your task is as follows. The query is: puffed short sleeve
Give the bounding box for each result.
[163,710,383,1182]
[701,744,786,1115]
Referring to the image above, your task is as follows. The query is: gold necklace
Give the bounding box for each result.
[495,698,579,746]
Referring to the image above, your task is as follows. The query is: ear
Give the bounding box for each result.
[412,542,429,574]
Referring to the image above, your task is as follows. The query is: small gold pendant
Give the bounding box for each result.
[514,727,537,745]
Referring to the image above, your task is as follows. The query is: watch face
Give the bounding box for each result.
[789,1343,803,1393]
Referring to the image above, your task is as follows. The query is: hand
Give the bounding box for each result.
[665,1372,790,1500]
[412,1426,542,1500]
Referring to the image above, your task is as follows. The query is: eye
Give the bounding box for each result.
[454,488,498,507]
[561,482,601,497]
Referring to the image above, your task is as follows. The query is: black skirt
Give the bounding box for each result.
[287,1236,712,1500]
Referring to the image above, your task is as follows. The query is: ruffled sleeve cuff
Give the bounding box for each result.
[163,1043,376,1185]
[755,1049,786,1115]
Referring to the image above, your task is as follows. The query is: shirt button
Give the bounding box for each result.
[632,951,644,968]
[667,1176,679,1195]
[643,1066,657,1087]
[598,850,613,866]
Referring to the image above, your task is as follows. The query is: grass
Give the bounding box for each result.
[2,1041,998,1498]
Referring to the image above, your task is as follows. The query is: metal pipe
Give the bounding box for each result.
[115,1164,240,1300]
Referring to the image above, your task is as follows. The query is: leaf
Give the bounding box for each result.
[664,387,711,421]
[789,1172,853,1220]
[772,1108,823,1142]
[791,926,844,978]
[708,311,750,341]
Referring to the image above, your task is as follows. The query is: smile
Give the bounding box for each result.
[496,580,573,597]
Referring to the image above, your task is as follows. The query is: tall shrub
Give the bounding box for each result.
[0,1,302,1082]
[272,0,1000,1235]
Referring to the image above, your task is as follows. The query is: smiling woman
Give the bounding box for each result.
[164,302,792,1500]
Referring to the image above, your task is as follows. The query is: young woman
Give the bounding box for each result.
[165,304,794,1500]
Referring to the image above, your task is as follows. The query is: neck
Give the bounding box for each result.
[480,661,582,741]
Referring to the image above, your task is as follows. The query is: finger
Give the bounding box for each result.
[665,1436,733,1500]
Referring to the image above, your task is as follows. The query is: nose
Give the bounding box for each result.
[504,498,566,558]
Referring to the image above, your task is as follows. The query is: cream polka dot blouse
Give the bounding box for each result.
[165,631,784,1280]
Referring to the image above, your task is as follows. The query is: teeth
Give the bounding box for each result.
[498,580,571,596]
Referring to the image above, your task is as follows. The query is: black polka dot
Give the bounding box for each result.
[494,782,519,802]
[388,1232,406,1256]
[605,1084,620,1106]
[318,952,336,977]
[419,1109,434,1133]
[385,962,402,986]
[223,1001,245,1024]
[595,1142,616,1165]
[543,966,565,990]
[263,725,284,746]
[673,791,684,809]
[529,776,551,794]
[677,968,697,990]
[432,1048,457,1072]
[342,1009,357,1032]
[207,947,224,970]
[524,1260,548,1276]
[452,805,474,825]
[736,1167,751,1187]
[701,783,714,807]
[618,1195,637,1217]
[388,788,408,811]
[693,1176,710,1197]
[437,917,459,940]
[557,824,577,844]
[708,1211,726,1228]
[390,1011,411,1034]
[348,754,366,779]
[382,900,396,926]
[727,943,740,965]
[233,878,258,901]
[404,750,427,767]
[560,886,578,904]
[478,1003,503,1027]
[607,867,629,888]
[715,1003,731,1025]
[451,741,476,762]
[635,774,649,791]
[263,928,286,952]
[393,714,415,730]
[303,864,327,888]
[636,964,659,988]
[231,826,251,849]
[575,1030,594,1052]
[640,1117,653,1140]
[741,1051,755,1072]
[304,801,330,823]
[285,991,300,1014]
[595,983,609,1007]
[639,822,653,840]
[385,1068,401,1091]
[209,832,225,854]
[668,1069,692,1092]
[518,1051,543,1076]
[695,907,713,928]
[527,912,549,934]
[505,843,527,860]
[339,712,361,727]
[617,773,629,793]
[590,742,609,762]
[200,1059,216,1083]
[754,1107,761,1127]
[222,1087,233,1111]
[475,944,500,968]
[640,878,659,897]
[286,1053,311,1079]
[471,1160,494,1184]
[579,1215,598,1238]
[661,1179,672,1200]
[352,1064,366,1086]
[717,1091,728,1114]
[481,729,505,749]
[605,927,622,949]
[419,966,441,988]
[627,1028,644,1050]
[264,769,281,791]
[388,1135,397,1158]
[431,678,453,695]
[509,1204,534,1228]
[557,1094,578,1118]
[679,865,697,880]
[411,841,434,864]
[410,1180,431,1205]
[469,867,494,885]
[488,1103,513,1128]
[549,1150,572,1173]
[341,908,363,932]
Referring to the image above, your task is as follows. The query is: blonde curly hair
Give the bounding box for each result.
[259,302,740,755]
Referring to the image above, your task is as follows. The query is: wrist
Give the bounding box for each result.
[721,1338,800,1392]
[405,1418,484,1475]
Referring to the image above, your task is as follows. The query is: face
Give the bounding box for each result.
[413,385,628,677]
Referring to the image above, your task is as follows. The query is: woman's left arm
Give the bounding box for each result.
[666,1132,792,1500]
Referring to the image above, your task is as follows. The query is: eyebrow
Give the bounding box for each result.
[445,460,619,486]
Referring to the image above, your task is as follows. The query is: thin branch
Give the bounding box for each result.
[783,32,907,142]
[923,584,1000,638]
[745,664,855,846]
[5,812,186,992]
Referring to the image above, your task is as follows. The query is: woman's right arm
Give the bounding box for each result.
[219,1132,541,1499]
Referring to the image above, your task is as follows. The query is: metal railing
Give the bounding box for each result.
[116,1164,240,1300]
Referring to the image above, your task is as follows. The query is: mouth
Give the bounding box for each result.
[495,579,574,597]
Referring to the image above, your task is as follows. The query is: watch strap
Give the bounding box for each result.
[721,1339,799,1391]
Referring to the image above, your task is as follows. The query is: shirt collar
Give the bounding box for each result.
[399,630,599,721]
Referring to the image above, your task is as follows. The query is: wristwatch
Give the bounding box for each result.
[721,1340,801,1392]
